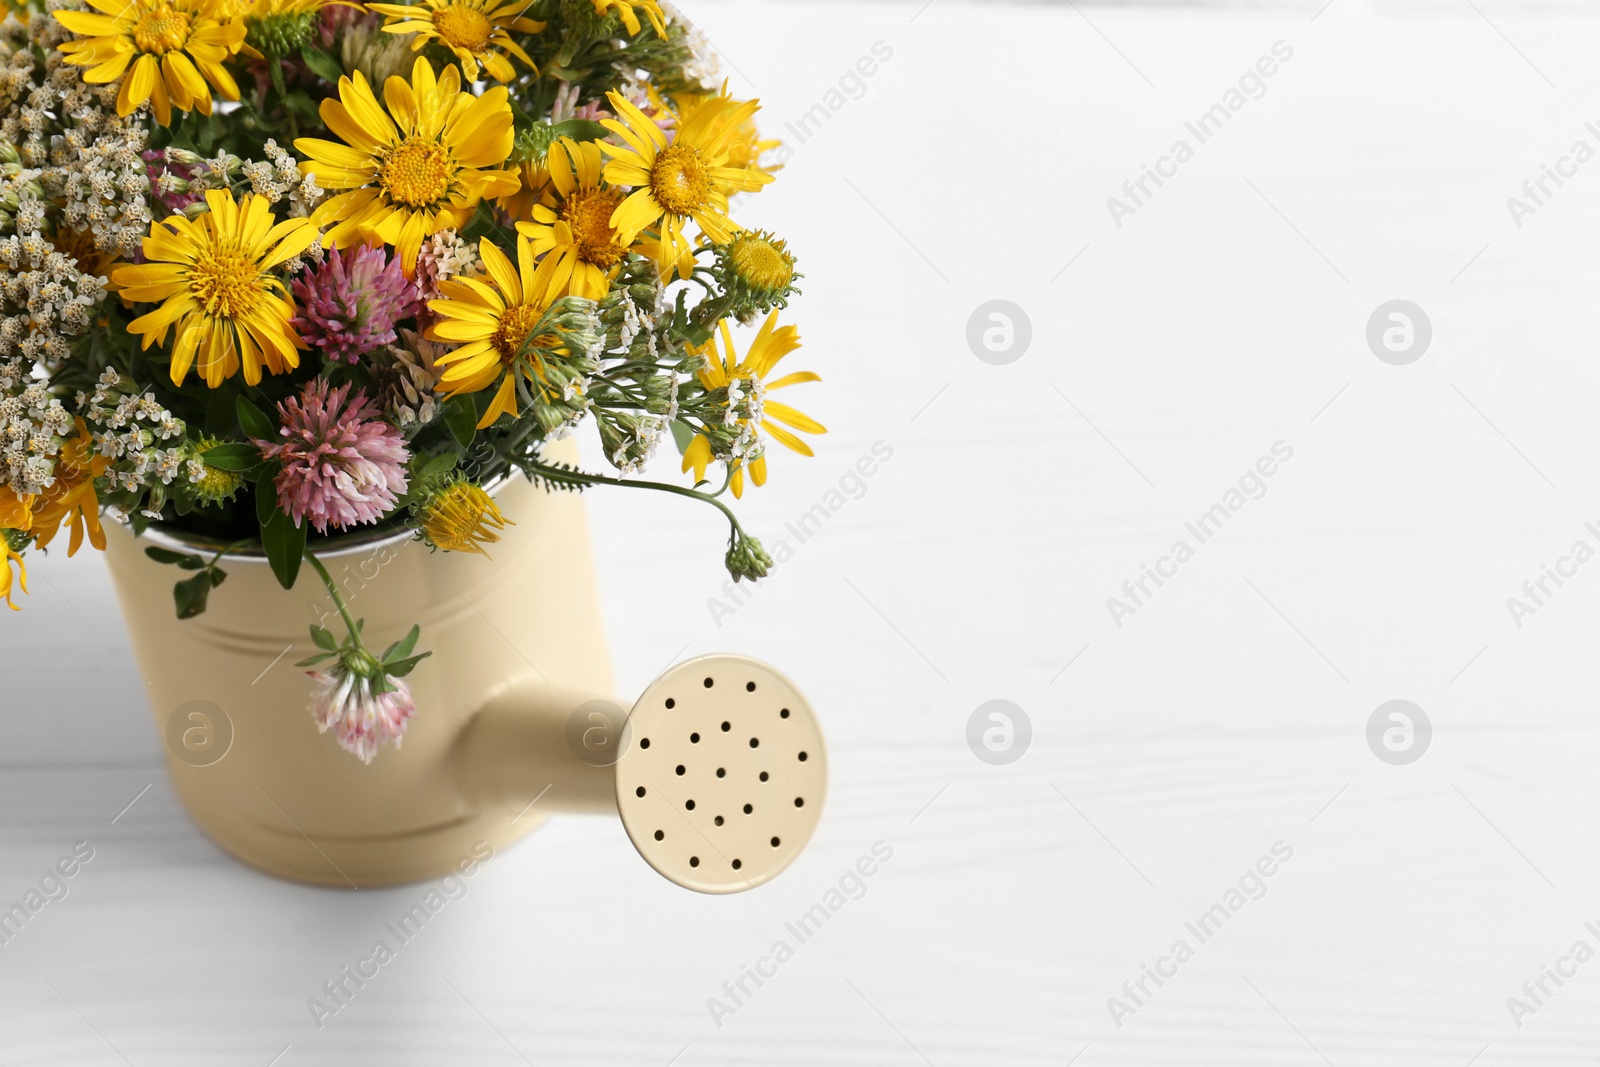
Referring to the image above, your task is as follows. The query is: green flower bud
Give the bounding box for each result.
[725,530,772,582]
[714,230,801,314]
[190,438,244,506]
[248,11,316,57]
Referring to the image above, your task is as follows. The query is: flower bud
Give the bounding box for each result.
[188,438,244,505]
[414,478,512,556]
[725,531,772,582]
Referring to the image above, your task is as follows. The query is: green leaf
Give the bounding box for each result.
[281,91,320,121]
[547,118,609,143]
[260,507,306,590]
[236,394,274,439]
[173,572,214,619]
[200,442,262,471]
[254,475,277,526]
[395,452,458,509]
[295,652,336,667]
[300,43,344,83]
[209,568,227,587]
[443,395,477,449]
[310,625,337,651]
[145,546,201,567]
[473,389,497,424]
[204,379,242,437]
[380,623,420,662]
[418,452,458,484]
[384,651,431,678]
[193,116,217,154]
[669,418,695,455]
[459,201,496,243]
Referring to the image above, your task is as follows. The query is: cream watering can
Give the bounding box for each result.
[102,443,827,894]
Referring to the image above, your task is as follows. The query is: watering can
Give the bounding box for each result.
[101,443,826,894]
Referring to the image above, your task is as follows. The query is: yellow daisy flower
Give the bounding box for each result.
[29,422,109,557]
[113,190,320,388]
[682,311,824,498]
[425,234,569,428]
[514,137,630,301]
[674,90,782,182]
[368,0,543,83]
[418,479,512,556]
[296,57,520,275]
[592,0,663,37]
[233,0,358,57]
[494,151,550,221]
[55,0,246,126]
[600,88,773,280]
[723,229,796,294]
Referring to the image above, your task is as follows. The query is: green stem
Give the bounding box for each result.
[589,372,652,408]
[303,548,364,648]
[206,537,256,572]
[499,398,559,462]
[524,457,746,539]
[686,292,737,345]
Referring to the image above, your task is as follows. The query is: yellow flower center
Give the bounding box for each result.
[560,187,625,268]
[432,3,491,52]
[133,3,193,53]
[492,302,546,361]
[193,440,244,501]
[188,245,264,319]
[196,463,240,497]
[379,138,453,208]
[727,233,793,291]
[649,143,711,216]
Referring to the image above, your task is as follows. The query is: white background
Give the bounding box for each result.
[8,0,1600,1063]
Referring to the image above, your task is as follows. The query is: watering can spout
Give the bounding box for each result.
[454,680,620,815]
[455,654,827,894]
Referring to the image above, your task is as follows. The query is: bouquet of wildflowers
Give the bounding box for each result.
[0,0,820,761]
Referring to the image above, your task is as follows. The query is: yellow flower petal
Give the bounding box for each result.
[117,53,157,115]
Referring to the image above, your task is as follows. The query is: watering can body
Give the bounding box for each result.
[103,458,613,887]
[101,441,827,893]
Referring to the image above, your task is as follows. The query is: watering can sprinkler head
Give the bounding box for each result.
[457,653,827,894]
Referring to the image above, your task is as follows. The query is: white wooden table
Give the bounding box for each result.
[7,1,1600,1063]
